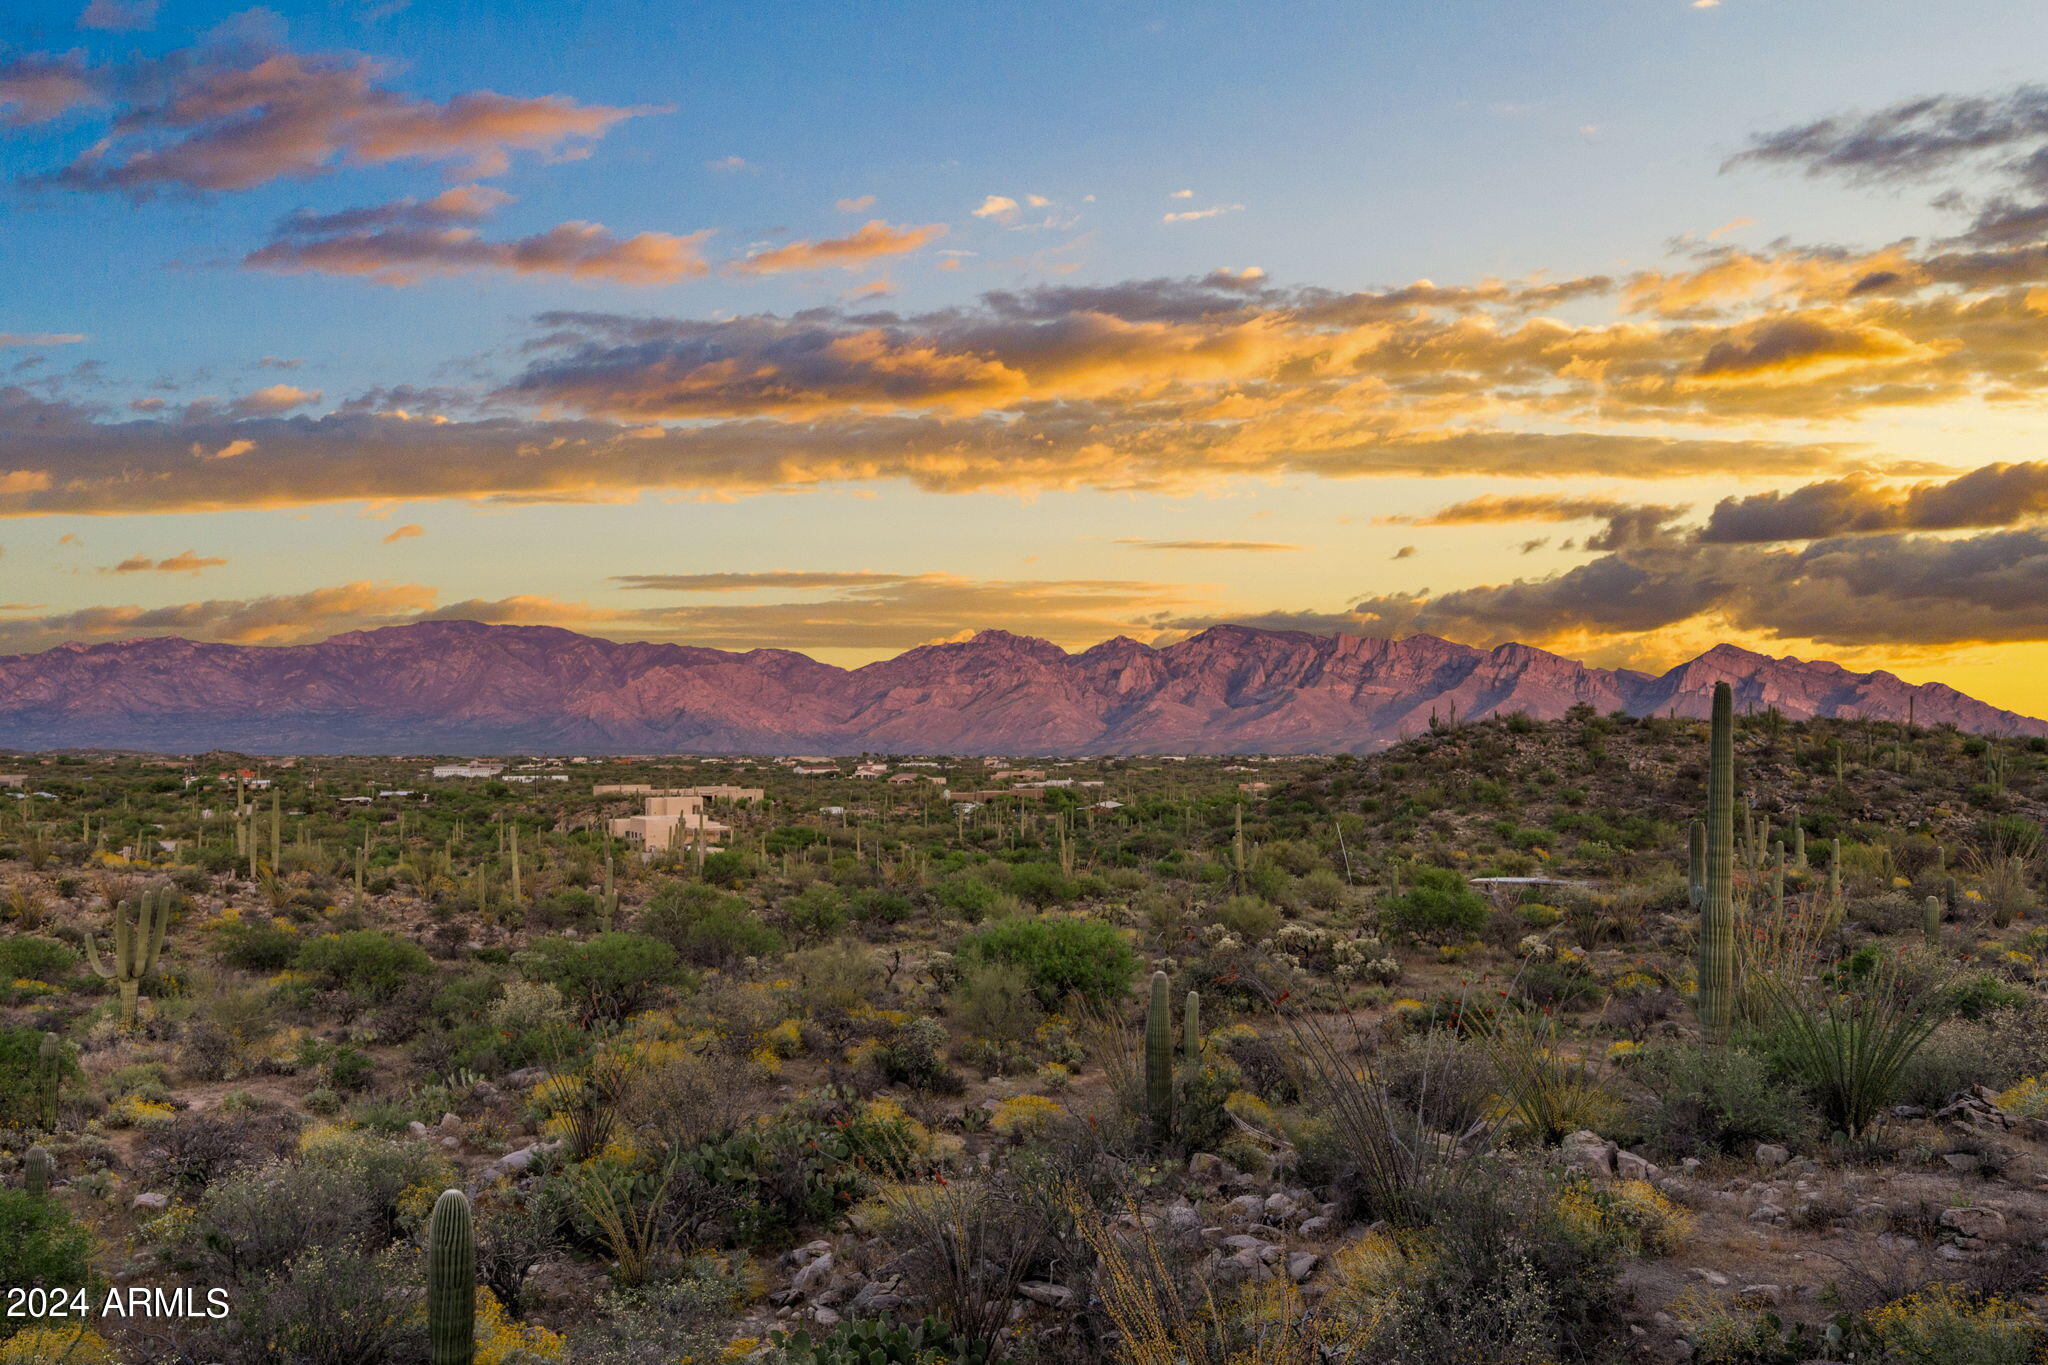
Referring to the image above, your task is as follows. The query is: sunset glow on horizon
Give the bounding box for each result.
[9,0,2048,714]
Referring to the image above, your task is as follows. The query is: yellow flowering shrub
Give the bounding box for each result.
[1994,1076,2047,1118]
[0,1325,120,1364]
[106,1095,176,1128]
[475,1287,565,1364]
[1863,1283,2039,1363]
[1553,1178,1692,1258]
[990,1093,1064,1138]
[760,1018,803,1058]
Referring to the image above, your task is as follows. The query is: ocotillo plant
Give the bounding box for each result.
[1145,971,1173,1149]
[427,1188,476,1365]
[1184,989,1201,1068]
[23,1145,52,1198]
[85,884,171,1028]
[1697,681,1738,1039]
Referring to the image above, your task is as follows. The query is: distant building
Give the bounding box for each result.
[607,792,731,851]
[942,788,1048,803]
[433,763,503,779]
[0,775,24,789]
[595,783,764,803]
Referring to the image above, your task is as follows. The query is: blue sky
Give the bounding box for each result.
[10,0,2048,714]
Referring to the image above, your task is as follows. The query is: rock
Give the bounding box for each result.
[1748,1205,1787,1224]
[1263,1192,1296,1219]
[1754,1144,1791,1168]
[407,1121,430,1139]
[1740,1284,1782,1306]
[1297,1216,1332,1238]
[131,1191,169,1211]
[1188,1152,1237,1181]
[1561,1130,1616,1179]
[1939,1206,2005,1238]
[437,1112,463,1134]
[810,1307,840,1327]
[503,1067,547,1088]
[1941,1153,1984,1174]
[471,1081,500,1102]
[1286,1252,1320,1283]
[792,1252,834,1293]
[1019,1282,1074,1308]
[1224,1194,1265,1221]
[1615,1150,1661,1182]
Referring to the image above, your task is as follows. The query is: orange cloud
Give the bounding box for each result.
[9,37,644,194]
[382,523,424,543]
[727,220,947,276]
[103,549,228,574]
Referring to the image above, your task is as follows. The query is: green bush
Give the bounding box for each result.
[933,874,1003,920]
[638,885,783,969]
[0,1190,97,1314]
[1382,867,1489,942]
[0,935,75,984]
[214,915,301,971]
[1002,862,1080,908]
[957,916,1136,1006]
[1613,1040,1802,1159]
[294,930,432,999]
[520,932,685,1022]
[1214,894,1280,942]
[780,883,848,940]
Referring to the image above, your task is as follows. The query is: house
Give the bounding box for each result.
[607,792,730,851]
[792,765,837,776]
[433,763,504,779]
[853,763,889,778]
[598,783,765,803]
[0,775,25,789]
[942,788,1048,803]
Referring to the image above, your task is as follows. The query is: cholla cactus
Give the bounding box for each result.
[85,885,171,1029]
[427,1188,476,1365]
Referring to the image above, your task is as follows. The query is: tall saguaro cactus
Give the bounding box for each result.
[1183,989,1201,1068]
[1697,681,1738,1039]
[1924,895,1943,946]
[427,1188,476,1365]
[1145,971,1174,1149]
[85,885,171,1029]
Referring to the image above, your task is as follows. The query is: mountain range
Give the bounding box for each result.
[0,621,2038,755]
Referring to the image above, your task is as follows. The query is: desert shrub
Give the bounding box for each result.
[699,848,756,887]
[786,940,880,1035]
[564,1264,749,1365]
[780,883,849,940]
[957,916,1136,1006]
[140,1111,296,1193]
[294,930,431,999]
[1381,866,1488,942]
[637,884,783,969]
[1376,1031,1496,1135]
[213,915,301,971]
[949,961,1042,1045]
[200,1243,425,1365]
[1860,1281,2040,1364]
[933,873,1005,921]
[1213,893,1280,942]
[874,1016,963,1093]
[851,888,914,926]
[1511,954,1604,1010]
[520,932,686,1023]
[1613,1040,1802,1158]
[1945,970,2029,1020]
[1002,862,1080,907]
[0,936,74,984]
[0,1192,96,1315]
[1897,1019,1996,1108]
[866,1173,1065,1354]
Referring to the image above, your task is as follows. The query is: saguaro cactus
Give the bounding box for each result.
[1686,820,1705,911]
[1924,895,1942,945]
[1145,971,1173,1149]
[1184,989,1201,1068]
[1697,682,1738,1039]
[427,1188,476,1365]
[23,1145,53,1198]
[37,1032,64,1128]
[85,885,171,1028]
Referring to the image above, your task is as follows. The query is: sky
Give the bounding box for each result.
[9,2,2048,715]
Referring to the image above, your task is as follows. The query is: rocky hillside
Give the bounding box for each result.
[0,620,2038,754]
